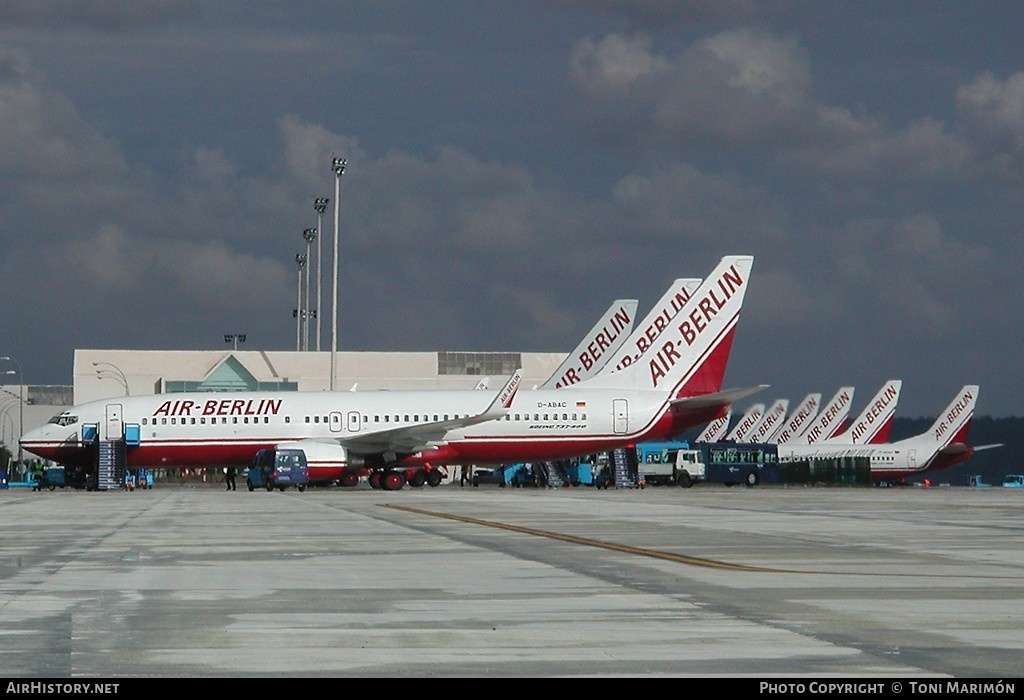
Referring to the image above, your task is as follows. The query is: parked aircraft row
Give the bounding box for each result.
[19,252,990,489]
[695,378,997,485]
[22,256,761,490]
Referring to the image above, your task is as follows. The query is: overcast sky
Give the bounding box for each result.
[2,1,1022,418]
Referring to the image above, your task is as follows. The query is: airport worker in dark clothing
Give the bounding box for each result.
[225,465,237,491]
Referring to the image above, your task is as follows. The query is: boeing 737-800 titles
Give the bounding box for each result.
[21,256,758,490]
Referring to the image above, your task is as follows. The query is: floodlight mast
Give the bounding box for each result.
[295,253,307,352]
[330,157,346,391]
[314,197,328,352]
[302,228,316,351]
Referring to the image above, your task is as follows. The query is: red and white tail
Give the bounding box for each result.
[828,380,901,445]
[790,386,855,444]
[726,403,765,441]
[774,393,821,444]
[603,278,702,375]
[583,256,753,399]
[540,298,639,389]
[749,398,790,443]
[920,384,979,448]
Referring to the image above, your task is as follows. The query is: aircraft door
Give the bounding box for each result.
[613,399,628,434]
[329,412,343,433]
[103,404,124,441]
[347,411,361,433]
[908,449,917,469]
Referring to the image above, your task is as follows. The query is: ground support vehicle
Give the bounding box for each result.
[247,448,309,492]
[1001,475,1023,488]
[634,441,692,486]
[967,475,991,487]
[671,441,780,487]
[125,468,153,490]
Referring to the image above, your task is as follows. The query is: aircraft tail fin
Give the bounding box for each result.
[922,384,979,448]
[696,408,731,443]
[598,278,703,377]
[792,386,855,444]
[832,380,902,445]
[580,255,754,400]
[753,399,791,443]
[774,393,821,444]
[726,403,765,441]
[539,299,639,389]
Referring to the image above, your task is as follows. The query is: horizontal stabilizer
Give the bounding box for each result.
[670,384,769,411]
[970,443,1004,452]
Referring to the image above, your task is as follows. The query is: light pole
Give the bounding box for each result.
[295,253,306,352]
[0,356,24,463]
[330,157,346,390]
[314,197,328,352]
[224,334,246,351]
[92,361,129,396]
[303,228,316,351]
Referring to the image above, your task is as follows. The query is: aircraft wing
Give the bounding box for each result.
[336,369,522,456]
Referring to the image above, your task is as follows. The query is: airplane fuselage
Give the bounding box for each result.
[22,386,710,479]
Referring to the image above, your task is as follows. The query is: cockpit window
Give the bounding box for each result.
[48,414,79,427]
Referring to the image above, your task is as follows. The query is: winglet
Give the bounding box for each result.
[482,368,522,417]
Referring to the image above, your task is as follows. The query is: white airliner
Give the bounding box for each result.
[777,385,986,485]
[21,255,760,490]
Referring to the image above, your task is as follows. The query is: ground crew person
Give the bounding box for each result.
[31,461,45,491]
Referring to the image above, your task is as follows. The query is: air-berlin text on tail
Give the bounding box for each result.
[614,284,697,372]
[777,396,819,442]
[731,407,764,439]
[803,389,853,443]
[499,372,523,408]
[649,262,746,389]
[755,403,788,440]
[554,305,634,388]
[849,384,899,442]
[153,398,283,417]
[933,389,974,440]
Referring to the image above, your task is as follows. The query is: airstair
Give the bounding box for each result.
[96,440,126,491]
[609,446,639,488]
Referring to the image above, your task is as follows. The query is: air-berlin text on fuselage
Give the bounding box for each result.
[648,263,745,389]
[933,389,973,440]
[613,286,696,373]
[554,306,634,388]
[803,390,852,443]
[153,398,283,417]
[849,384,899,442]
